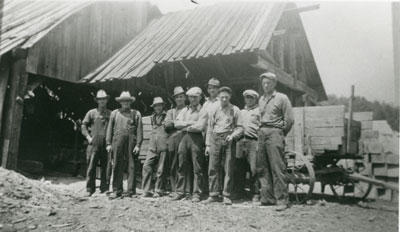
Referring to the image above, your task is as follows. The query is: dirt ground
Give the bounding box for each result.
[0,168,398,232]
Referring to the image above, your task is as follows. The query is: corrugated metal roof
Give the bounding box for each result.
[0,0,93,56]
[82,2,287,83]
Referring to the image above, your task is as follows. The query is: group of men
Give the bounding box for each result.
[82,72,294,211]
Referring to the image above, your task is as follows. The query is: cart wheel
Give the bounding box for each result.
[329,156,372,201]
[286,151,315,204]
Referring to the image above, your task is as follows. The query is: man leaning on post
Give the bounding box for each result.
[256,72,294,211]
[106,91,143,199]
[81,90,111,197]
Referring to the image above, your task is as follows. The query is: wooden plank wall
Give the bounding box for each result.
[26,2,158,83]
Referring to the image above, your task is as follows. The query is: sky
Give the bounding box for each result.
[149,0,397,105]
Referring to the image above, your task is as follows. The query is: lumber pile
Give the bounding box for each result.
[139,116,152,163]
[367,120,399,202]
[285,105,361,155]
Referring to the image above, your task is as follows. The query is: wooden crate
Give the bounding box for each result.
[373,164,387,176]
[386,154,399,165]
[387,165,399,178]
[285,105,361,155]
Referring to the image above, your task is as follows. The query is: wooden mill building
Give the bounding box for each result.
[0,0,160,170]
[81,2,327,109]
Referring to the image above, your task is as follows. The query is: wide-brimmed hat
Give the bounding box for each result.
[94,89,109,101]
[172,86,185,97]
[259,72,277,82]
[243,89,259,99]
[186,87,202,97]
[206,78,220,87]
[115,91,136,102]
[151,97,166,107]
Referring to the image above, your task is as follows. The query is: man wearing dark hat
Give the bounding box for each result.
[164,87,188,193]
[142,97,169,198]
[81,90,111,197]
[257,72,294,211]
[173,87,208,202]
[204,86,243,205]
[234,89,261,203]
[106,91,143,199]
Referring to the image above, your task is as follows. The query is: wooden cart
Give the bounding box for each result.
[284,105,398,204]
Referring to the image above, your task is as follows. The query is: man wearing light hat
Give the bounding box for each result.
[142,97,169,197]
[81,90,111,197]
[173,87,208,202]
[106,91,143,199]
[257,72,294,211]
[164,86,188,193]
[234,89,261,203]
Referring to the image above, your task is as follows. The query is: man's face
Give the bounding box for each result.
[188,95,200,106]
[261,78,276,94]
[219,91,231,106]
[97,98,108,108]
[120,100,131,109]
[207,85,219,98]
[244,96,257,107]
[153,104,164,114]
[174,94,186,107]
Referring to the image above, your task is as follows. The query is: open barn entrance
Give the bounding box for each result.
[18,75,98,176]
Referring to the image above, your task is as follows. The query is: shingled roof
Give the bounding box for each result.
[0,0,92,56]
[81,2,287,83]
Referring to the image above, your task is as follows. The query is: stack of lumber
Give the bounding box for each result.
[285,105,361,155]
[367,120,399,202]
[139,116,152,163]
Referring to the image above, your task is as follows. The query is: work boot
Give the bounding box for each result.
[142,192,152,198]
[275,204,288,211]
[192,194,201,203]
[171,194,185,201]
[203,196,219,204]
[153,192,162,198]
[252,195,260,204]
[223,197,232,205]
[84,191,94,197]
[108,192,121,200]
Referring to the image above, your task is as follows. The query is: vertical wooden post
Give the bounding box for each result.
[0,53,11,136]
[1,48,28,170]
[346,85,354,154]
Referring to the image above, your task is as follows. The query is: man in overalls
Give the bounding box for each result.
[164,87,188,194]
[204,87,243,205]
[234,90,261,203]
[257,72,294,211]
[142,97,169,198]
[106,91,143,199]
[173,87,208,202]
[81,90,111,197]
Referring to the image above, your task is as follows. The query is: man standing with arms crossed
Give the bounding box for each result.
[173,87,208,202]
[257,72,294,211]
[81,90,111,197]
[164,87,189,194]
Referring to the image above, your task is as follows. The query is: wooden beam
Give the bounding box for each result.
[0,54,11,138]
[283,5,319,14]
[1,54,28,170]
[251,55,318,99]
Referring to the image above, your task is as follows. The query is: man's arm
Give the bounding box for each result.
[106,111,116,146]
[205,111,214,147]
[81,110,92,139]
[231,108,244,139]
[174,108,195,129]
[282,96,294,136]
[136,111,143,148]
[187,109,208,133]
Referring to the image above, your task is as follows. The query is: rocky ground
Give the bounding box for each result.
[0,167,398,232]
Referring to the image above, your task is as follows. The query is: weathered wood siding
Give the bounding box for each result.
[26,1,160,83]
